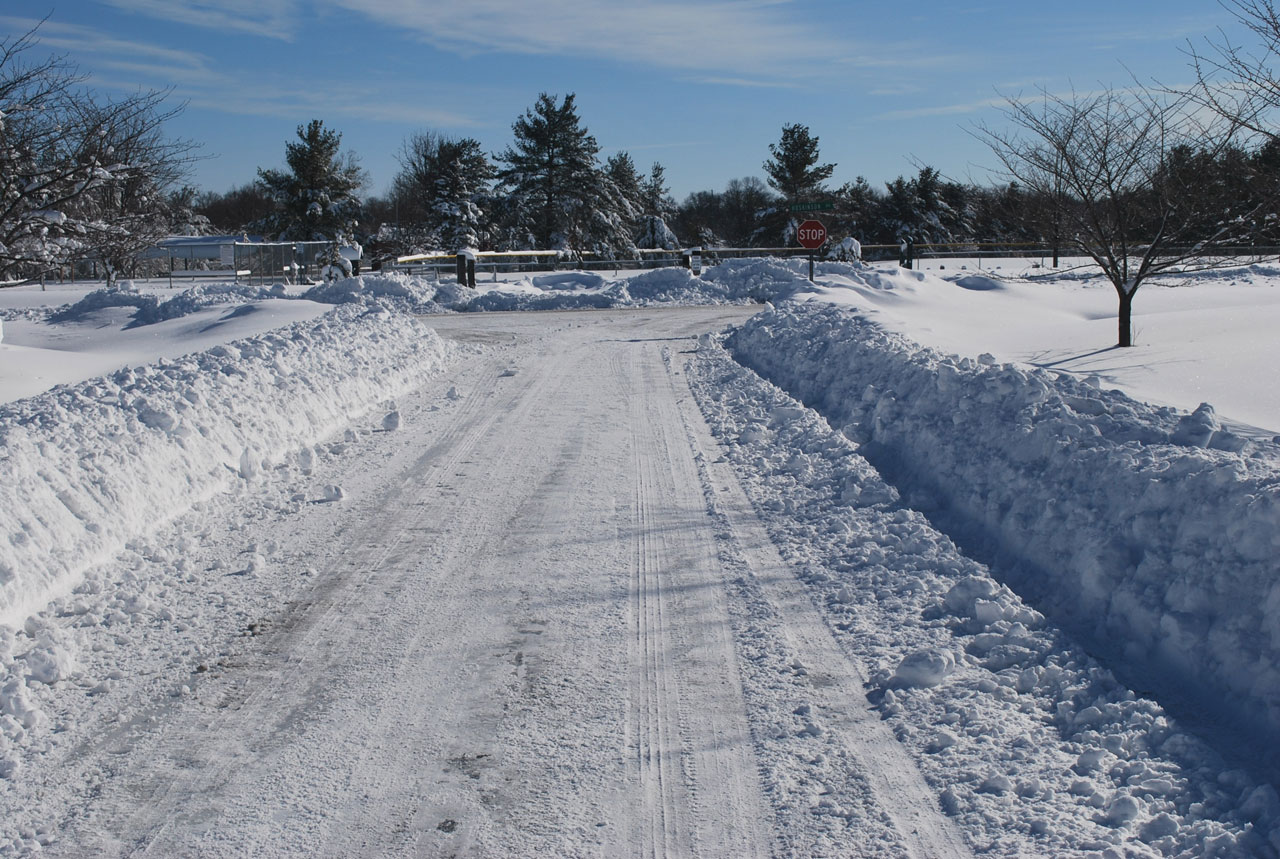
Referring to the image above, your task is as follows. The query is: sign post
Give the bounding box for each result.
[796,218,828,281]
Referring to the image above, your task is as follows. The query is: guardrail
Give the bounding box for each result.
[384,242,1280,284]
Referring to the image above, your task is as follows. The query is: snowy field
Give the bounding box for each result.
[0,258,1278,856]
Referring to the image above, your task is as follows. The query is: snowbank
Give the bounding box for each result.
[297,263,812,315]
[0,306,458,628]
[729,302,1280,748]
[51,282,283,326]
[301,273,441,309]
[689,343,1273,856]
[531,271,605,290]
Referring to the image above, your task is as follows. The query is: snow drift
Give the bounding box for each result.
[0,306,457,627]
[729,302,1280,748]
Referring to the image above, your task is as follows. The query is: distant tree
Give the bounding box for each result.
[634,160,680,248]
[355,193,400,253]
[641,162,675,219]
[829,176,883,243]
[877,166,970,245]
[195,183,274,234]
[977,86,1260,347]
[674,189,726,248]
[0,20,196,282]
[720,177,776,246]
[969,182,1041,246]
[497,93,603,251]
[763,123,835,202]
[166,186,213,236]
[393,131,494,250]
[255,119,366,242]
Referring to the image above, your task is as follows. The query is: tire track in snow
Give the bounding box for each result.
[621,343,772,859]
[677,348,974,859]
[627,347,689,858]
[51,343,531,856]
[33,308,782,857]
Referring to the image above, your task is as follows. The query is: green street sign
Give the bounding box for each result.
[789,200,835,212]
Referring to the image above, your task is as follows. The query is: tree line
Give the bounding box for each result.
[7,2,1280,348]
[191,108,1280,261]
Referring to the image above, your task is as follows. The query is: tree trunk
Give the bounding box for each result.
[1118,290,1134,347]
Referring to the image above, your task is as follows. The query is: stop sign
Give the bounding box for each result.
[796,219,827,249]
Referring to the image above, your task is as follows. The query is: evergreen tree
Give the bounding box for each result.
[634,161,680,248]
[605,152,643,217]
[497,93,603,251]
[641,162,675,219]
[876,166,969,244]
[763,124,835,202]
[674,190,726,248]
[166,186,214,236]
[255,119,366,242]
[393,131,494,250]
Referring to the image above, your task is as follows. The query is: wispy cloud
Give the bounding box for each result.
[1,15,214,71]
[330,0,845,77]
[197,86,479,127]
[875,96,1007,121]
[1051,15,1226,50]
[61,0,965,85]
[96,0,300,40]
[691,76,801,89]
[5,12,482,127]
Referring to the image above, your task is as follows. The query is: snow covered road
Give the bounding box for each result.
[7,307,961,856]
[5,302,1273,857]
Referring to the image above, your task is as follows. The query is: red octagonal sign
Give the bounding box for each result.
[797,219,827,249]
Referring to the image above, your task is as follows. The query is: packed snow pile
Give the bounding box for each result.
[729,302,1280,749]
[531,271,606,290]
[466,286,624,312]
[689,341,1276,857]
[0,305,458,627]
[50,282,283,326]
[301,273,441,310]
[298,262,819,314]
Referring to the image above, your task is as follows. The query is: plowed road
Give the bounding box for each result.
[44,308,970,857]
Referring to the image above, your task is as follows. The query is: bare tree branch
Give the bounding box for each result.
[974,84,1265,346]
[0,20,198,282]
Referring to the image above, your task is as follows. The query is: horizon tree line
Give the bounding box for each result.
[9,7,1280,346]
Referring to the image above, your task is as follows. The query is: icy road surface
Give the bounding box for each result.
[16,307,974,857]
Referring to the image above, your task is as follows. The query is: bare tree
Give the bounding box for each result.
[0,20,196,283]
[976,86,1257,347]
[1187,0,1280,140]
[71,95,200,283]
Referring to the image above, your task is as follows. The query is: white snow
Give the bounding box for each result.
[1,254,1278,856]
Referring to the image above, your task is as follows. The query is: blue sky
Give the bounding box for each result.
[4,1,1252,202]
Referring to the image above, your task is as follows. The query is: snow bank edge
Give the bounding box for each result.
[0,306,458,629]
